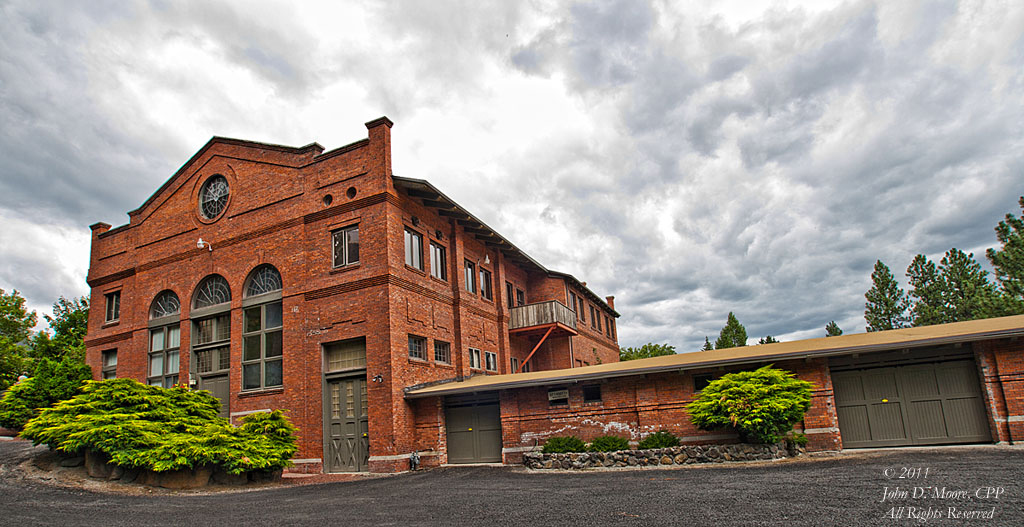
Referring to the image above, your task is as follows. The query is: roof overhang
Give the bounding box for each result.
[404,314,1024,399]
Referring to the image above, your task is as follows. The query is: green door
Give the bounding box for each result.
[199,374,229,418]
[324,376,370,472]
[833,360,990,448]
[445,393,502,463]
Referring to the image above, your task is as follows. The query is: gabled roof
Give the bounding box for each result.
[404,314,1024,398]
[392,176,619,317]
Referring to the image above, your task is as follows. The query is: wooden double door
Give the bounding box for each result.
[832,359,991,448]
[324,375,370,472]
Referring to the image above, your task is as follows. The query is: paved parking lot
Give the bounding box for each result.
[1,440,1022,526]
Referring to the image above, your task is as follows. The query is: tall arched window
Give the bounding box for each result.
[192,275,232,411]
[242,265,283,390]
[148,291,180,388]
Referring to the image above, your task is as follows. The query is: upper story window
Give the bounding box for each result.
[589,305,597,328]
[464,260,476,293]
[150,291,180,320]
[516,288,525,306]
[430,242,447,281]
[479,268,493,300]
[199,174,230,220]
[104,291,120,323]
[242,266,283,390]
[405,228,423,270]
[569,292,579,319]
[408,335,426,360]
[434,340,451,364]
[596,311,602,332]
[605,316,612,337]
[484,351,497,372]
[193,275,231,310]
[469,347,481,369]
[333,225,360,267]
[506,282,514,309]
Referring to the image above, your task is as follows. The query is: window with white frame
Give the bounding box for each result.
[484,351,497,372]
[148,290,181,388]
[405,228,423,270]
[464,260,476,293]
[332,225,359,267]
[430,242,447,280]
[510,357,520,373]
[101,349,117,379]
[469,347,481,369]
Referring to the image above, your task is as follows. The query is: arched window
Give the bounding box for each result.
[244,265,282,298]
[241,265,283,390]
[193,275,231,309]
[150,290,180,320]
[148,291,180,388]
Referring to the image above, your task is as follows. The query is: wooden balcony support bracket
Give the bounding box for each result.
[518,326,554,373]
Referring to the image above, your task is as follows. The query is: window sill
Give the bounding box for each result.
[429,276,448,285]
[404,264,426,276]
[329,264,360,275]
[102,320,120,328]
[433,362,454,369]
[238,387,284,398]
[407,357,429,365]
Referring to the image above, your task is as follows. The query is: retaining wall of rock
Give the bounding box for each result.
[523,443,795,470]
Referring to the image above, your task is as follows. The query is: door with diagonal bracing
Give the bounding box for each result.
[325,376,369,472]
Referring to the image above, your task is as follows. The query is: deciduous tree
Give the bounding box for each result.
[619,342,676,361]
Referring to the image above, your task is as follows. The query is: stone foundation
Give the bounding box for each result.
[522,443,795,470]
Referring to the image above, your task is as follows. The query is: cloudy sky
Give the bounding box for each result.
[1,0,1022,351]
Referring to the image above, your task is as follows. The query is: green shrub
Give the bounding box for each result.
[541,435,586,453]
[687,365,813,444]
[587,435,630,452]
[637,431,680,449]
[0,355,92,431]
[21,378,297,474]
[786,432,809,447]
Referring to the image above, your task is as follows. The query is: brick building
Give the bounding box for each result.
[84,117,621,473]
[408,314,1024,461]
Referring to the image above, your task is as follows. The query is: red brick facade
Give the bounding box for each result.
[84,117,620,473]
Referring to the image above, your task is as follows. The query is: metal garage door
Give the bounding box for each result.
[832,355,991,448]
[445,393,502,463]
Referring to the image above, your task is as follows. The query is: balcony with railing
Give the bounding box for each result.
[509,300,578,337]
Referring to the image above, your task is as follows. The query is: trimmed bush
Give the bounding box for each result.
[587,435,630,452]
[637,431,680,450]
[687,365,813,444]
[541,435,586,453]
[21,378,297,474]
[0,356,92,431]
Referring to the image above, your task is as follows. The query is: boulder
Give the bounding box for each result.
[85,450,113,479]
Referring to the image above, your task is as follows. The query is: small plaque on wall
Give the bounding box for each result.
[548,389,569,401]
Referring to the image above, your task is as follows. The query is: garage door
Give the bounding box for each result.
[445,393,502,463]
[832,359,991,448]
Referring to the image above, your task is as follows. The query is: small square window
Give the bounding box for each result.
[484,351,497,372]
[469,347,481,369]
[332,225,359,267]
[408,335,426,360]
[583,385,602,403]
[434,340,451,364]
[105,291,120,322]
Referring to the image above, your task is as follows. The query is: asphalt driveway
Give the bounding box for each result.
[1,439,1021,526]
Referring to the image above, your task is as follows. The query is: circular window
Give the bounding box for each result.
[346,187,357,199]
[322,194,333,207]
[199,175,230,219]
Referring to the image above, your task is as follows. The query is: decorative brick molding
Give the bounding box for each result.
[522,443,797,470]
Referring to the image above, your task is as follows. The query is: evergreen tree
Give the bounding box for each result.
[986,196,1024,313]
[714,312,747,349]
[701,337,714,351]
[864,260,911,331]
[825,321,843,337]
[758,335,779,344]
[619,343,676,361]
[938,248,1001,322]
[907,254,946,326]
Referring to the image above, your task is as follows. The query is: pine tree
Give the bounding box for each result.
[907,254,946,326]
[714,312,748,349]
[986,196,1024,314]
[864,260,911,331]
[619,343,676,361]
[825,321,843,337]
[701,337,714,351]
[758,335,779,344]
[937,248,1001,322]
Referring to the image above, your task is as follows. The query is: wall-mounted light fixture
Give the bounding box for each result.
[197,238,213,251]
[372,374,384,383]
[484,255,490,265]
